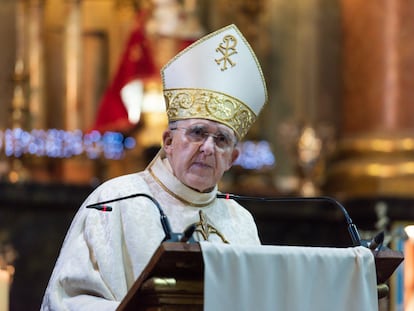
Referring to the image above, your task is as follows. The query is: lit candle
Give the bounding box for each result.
[0,269,9,311]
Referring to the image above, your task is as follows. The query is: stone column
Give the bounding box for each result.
[7,0,31,183]
[27,0,46,129]
[64,0,82,131]
[325,0,414,198]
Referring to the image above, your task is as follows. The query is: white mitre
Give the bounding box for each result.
[161,24,268,140]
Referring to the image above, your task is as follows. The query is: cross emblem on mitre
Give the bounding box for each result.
[215,34,238,71]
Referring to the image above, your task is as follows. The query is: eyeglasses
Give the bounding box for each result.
[170,124,236,150]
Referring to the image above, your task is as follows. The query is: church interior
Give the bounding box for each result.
[0,0,413,310]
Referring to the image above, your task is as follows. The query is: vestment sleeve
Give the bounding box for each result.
[40,190,128,311]
[41,174,167,311]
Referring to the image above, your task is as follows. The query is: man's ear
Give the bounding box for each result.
[162,130,173,154]
[231,147,240,164]
[225,147,240,171]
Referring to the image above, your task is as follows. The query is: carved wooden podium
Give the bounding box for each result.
[116,242,403,311]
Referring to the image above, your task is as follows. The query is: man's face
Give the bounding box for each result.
[163,119,240,192]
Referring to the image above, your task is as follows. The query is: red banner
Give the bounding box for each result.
[92,10,156,133]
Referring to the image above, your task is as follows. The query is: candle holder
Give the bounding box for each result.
[0,231,17,283]
[0,231,16,311]
[277,120,336,196]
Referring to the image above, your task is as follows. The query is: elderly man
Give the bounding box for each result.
[41,24,268,310]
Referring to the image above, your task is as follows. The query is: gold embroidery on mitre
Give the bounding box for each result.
[215,34,238,71]
[164,88,256,139]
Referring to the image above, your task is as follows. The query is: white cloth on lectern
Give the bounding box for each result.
[201,243,378,311]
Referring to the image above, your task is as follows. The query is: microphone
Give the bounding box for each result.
[86,193,195,243]
[180,224,197,243]
[87,205,112,212]
[368,231,384,251]
[217,193,362,246]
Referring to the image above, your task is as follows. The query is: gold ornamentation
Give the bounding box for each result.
[194,210,229,243]
[215,34,238,71]
[164,88,256,139]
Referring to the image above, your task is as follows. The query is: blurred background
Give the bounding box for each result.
[0,0,414,310]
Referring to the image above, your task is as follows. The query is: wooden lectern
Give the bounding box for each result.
[117,242,204,311]
[117,242,403,311]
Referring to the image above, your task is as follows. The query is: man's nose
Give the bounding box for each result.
[200,135,215,154]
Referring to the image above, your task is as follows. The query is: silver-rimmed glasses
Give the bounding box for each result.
[170,124,236,150]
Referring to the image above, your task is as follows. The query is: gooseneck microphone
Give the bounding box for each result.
[86,191,363,246]
[217,193,362,246]
[86,193,196,242]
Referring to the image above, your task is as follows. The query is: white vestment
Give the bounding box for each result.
[40,152,260,311]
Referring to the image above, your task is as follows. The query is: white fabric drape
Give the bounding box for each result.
[201,243,378,311]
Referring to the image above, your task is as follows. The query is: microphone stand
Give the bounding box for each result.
[86,193,196,243]
[217,194,362,246]
[86,192,363,246]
